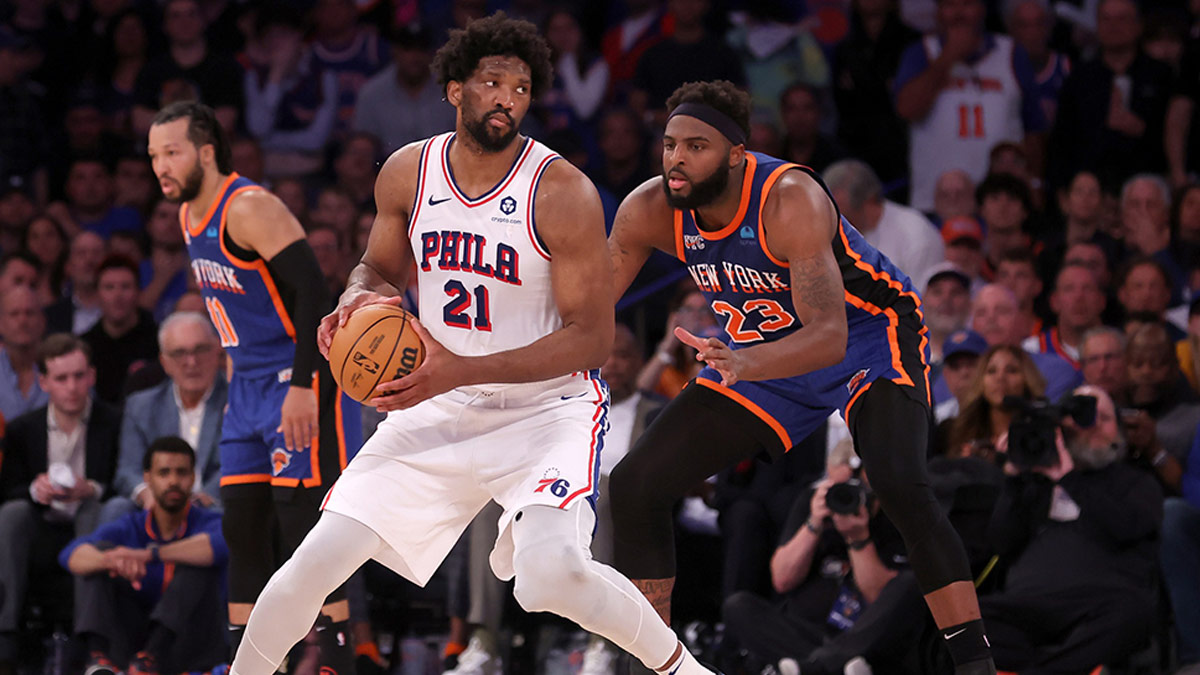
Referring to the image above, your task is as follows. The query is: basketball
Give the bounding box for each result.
[328,304,426,403]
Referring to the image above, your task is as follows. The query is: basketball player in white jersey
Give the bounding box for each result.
[228,14,713,675]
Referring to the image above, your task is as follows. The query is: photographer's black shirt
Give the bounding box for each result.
[990,463,1162,597]
[777,487,908,618]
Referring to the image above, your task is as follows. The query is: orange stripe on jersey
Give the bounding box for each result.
[845,380,874,417]
[182,173,239,239]
[673,210,686,262]
[303,370,323,488]
[756,162,799,268]
[696,154,758,241]
[216,186,298,341]
[695,378,792,449]
[917,324,932,404]
[335,386,348,469]
[836,220,925,316]
[842,291,914,388]
[220,473,272,486]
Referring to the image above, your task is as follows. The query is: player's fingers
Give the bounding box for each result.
[408,318,435,347]
[380,295,405,307]
[280,420,295,451]
[673,326,706,350]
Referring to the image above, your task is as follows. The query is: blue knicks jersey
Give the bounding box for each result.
[674,153,930,412]
[182,174,296,378]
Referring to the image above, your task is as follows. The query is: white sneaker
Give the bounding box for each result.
[580,639,618,675]
[443,636,500,675]
[843,657,872,675]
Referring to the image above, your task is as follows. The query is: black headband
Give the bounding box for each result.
[667,102,746,146]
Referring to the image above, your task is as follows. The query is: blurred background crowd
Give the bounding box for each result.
[2,0,1200,673]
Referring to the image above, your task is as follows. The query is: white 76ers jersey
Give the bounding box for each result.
[409,132,562,361]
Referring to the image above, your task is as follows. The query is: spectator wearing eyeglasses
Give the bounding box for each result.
[103,311,226,524]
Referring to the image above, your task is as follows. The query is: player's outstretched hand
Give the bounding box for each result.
[279,386,318,451]
[675,326,743,386]
[370,318,466,412]
[318,291,405,359]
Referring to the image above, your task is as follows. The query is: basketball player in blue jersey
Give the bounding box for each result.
[147,102,360,675]
[609,81,996,675]
[224,14,714,675]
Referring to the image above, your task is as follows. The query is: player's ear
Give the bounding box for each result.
[199,143,215,168]
[446,81,463,108]
[728,142,745,168]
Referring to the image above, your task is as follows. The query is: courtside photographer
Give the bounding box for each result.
[982,385,1163,673]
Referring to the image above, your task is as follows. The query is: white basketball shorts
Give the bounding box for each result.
[320,371,609,586]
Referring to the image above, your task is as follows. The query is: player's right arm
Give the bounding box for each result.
[318,142,422,358]
[608,178,678,303]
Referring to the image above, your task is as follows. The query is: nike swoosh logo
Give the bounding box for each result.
[560,393,588,400]
[428,195,452,206]
[943,628,966,640]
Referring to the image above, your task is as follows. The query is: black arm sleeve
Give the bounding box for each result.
[266,240,330,389]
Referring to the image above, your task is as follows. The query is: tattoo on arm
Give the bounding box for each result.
[793,255,842,312]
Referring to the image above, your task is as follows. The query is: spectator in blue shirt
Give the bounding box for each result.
[61,436,228,675]
[0,285,48,425]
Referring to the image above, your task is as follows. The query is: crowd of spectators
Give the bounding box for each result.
[3,0,1200,673]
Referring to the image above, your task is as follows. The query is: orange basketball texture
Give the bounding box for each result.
[328,304,426,402]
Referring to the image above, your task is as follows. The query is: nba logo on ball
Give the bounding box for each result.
[328,305,426,403]
[500,196,517,215]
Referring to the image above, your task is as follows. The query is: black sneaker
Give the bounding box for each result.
[128,651,161,675]
[83,652,119,675]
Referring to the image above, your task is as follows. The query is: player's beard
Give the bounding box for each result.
[463,107,519,153]
[662,161,731,210]
[164,159,205,204]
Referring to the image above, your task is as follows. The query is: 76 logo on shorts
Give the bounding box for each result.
[535,478,571,498]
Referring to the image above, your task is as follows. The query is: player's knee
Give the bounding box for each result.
[609,455,671,521]
[511,538,590,615]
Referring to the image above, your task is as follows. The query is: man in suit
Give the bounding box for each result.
[0,334,121,666]
[104,312,225,523]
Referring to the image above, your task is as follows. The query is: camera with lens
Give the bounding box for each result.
[825,478,873,515]
[1003,394,1097,470]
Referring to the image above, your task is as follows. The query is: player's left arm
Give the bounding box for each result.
[677,171,847,384]
[371,161,613,411]
[226,190,330,450]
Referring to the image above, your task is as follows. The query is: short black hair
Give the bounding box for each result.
[432,12,553,99]
[96,253,140,284]
[665,81,752,141]
[1,250,40,276]
[143,435,196,471]
[152,101,233,174]
[976,172,1033,216]
[1116,255,1172,291]
[36,333,92,373]
[997,247,1037,270]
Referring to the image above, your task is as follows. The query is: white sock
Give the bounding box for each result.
[653,643,711,675]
